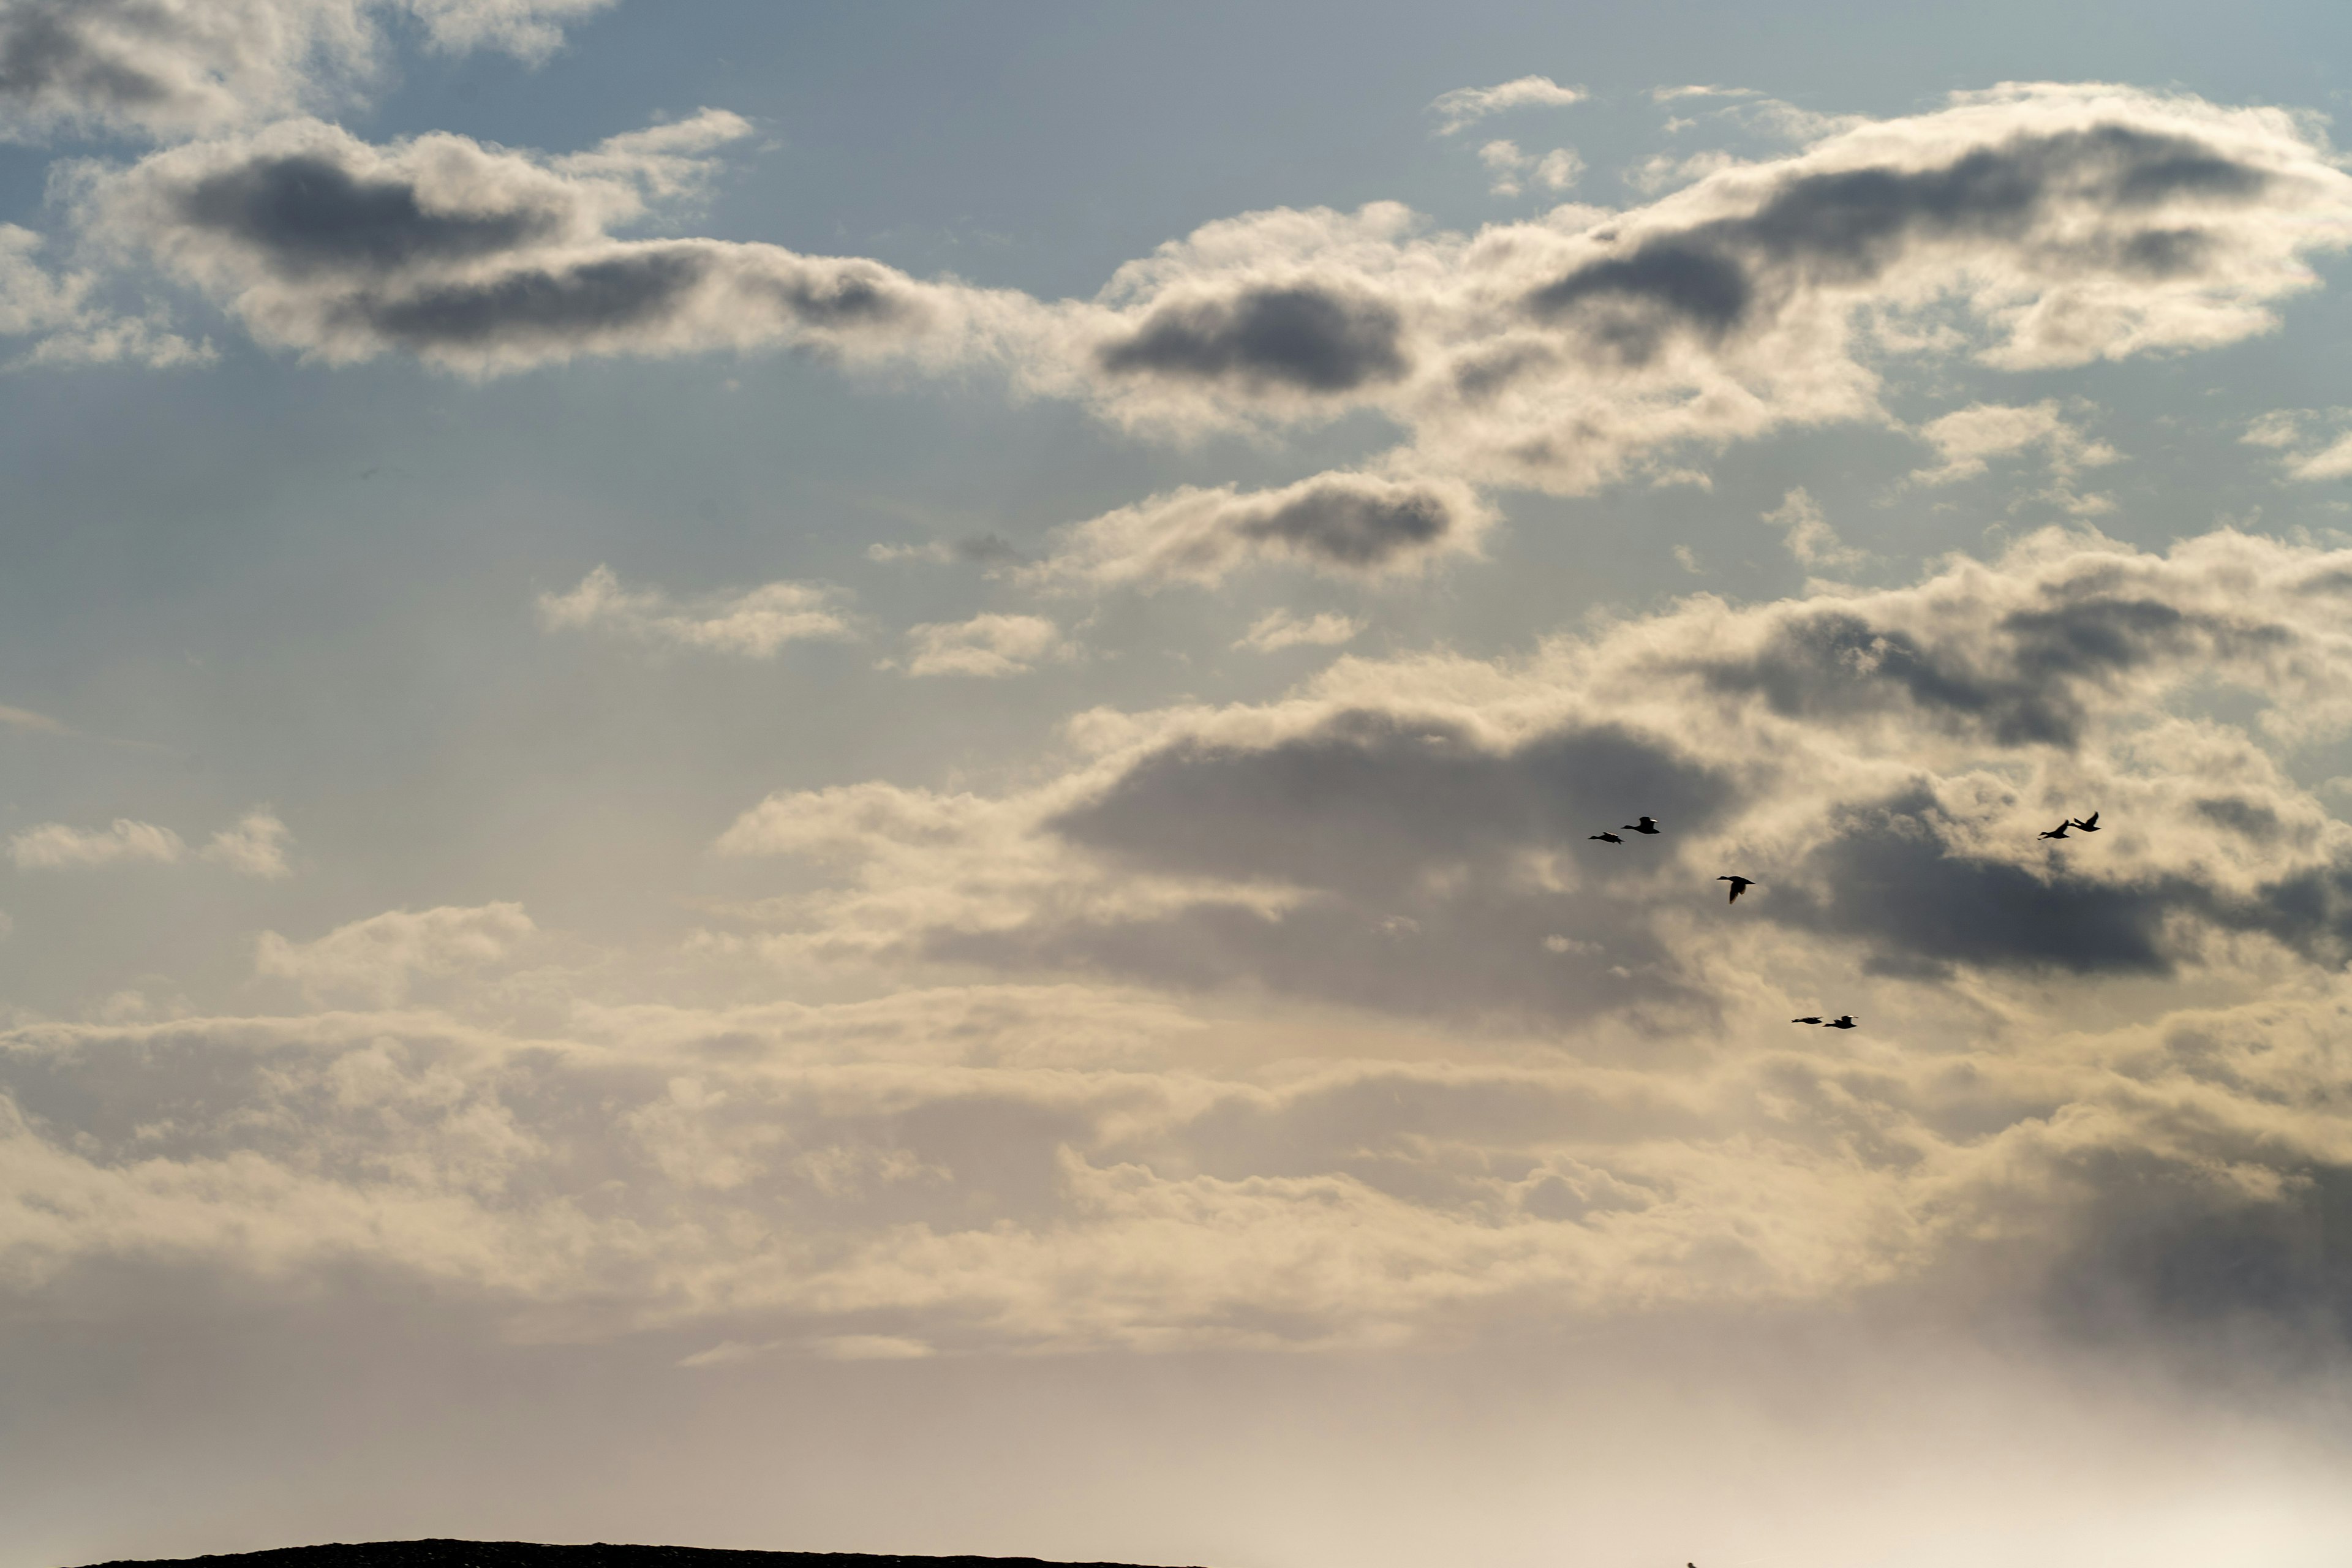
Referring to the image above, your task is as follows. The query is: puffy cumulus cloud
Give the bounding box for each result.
[895,614,1074,679]
[0,0,613,143]
[1062,85,2352,496]
[254,901,534,1003]
[1234,609,1362,652]
[58,83,2352,508]
[538,565,853,657]
[1026,470,1493,589]
[9,808,292,874]
[80,111,1047,373]
[717,528,2352,1019]
[1428,75,1586,137]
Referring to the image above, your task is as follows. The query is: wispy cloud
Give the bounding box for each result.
[539,565,853,656]
[1428,75,1586,136]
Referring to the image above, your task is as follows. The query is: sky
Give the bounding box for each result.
[7,2,2352,1566]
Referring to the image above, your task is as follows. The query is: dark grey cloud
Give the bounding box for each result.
[1699,596,2290,748]
[92,116,986,371]
[1031,470,1488,586]
[1529,126,2273,363]
[344,247,710,348]
[1053,710,1730,897]
[178,152,564,276]
[1096,284,1410,393]
[1231,479,1452,568]
[1775,790,2352,977]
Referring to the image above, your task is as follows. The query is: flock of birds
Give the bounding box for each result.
[1583,807,2106,1030]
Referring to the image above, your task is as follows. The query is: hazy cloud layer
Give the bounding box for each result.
[539,565,853,657]
[0,0,614,141]
[253,900,534,1002]
[6,530,2352,1356]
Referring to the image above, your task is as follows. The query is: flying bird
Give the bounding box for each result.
[1826,1015,1858,1029]
[2038,820,2073,840]
[1589,831,1623,843]
[1718,875,1755,903]
[2069,811,2101,832]
[1792,1016,1823,1025]
[1624,816,1661,834]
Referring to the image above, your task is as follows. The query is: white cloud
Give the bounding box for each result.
[538,565,853,657]
[1909,399,2120,513]
[1479,141,1585,198]
[0,0,616,142]
[0,222,206,367]
[200,809,293,878]
[1428,75,1586,137]
[1761,486,1865,571]
[897,614,1073,678]
[254,902,535,1002]
[1234,609,1363,652]
[10,818,185,869]
[8,808,294,875]
[2242,409,2352,481]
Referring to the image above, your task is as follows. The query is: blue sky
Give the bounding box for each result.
[7,4,2352,1566]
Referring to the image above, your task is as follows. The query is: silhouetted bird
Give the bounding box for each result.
[1718,875,1755,903]
[1792,1016,1823,1025]
[1826,1015,1857,1029]
[2038,820,2073,840]
[2069,811,2101,832]
[1589,831,1624,843]
[1625,816,1661,834]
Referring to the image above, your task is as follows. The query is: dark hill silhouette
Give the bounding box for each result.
[78,1542,1193,1568]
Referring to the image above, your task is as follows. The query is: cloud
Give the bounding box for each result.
[1428,75,1586,137]
[538,565,853,656]
[82,112,1042,374]
[56,84,2352,511]
[897,614,1073,678]
[12,531,2352,1355]
[2241,409,2352,482]
[9,817,186,869]
[1762,486,1866,571]
[0,221,206,365]
[201,809,294,878]
[1028,470,1491,589]
[1234,609,1362,652]
[1093,280,1409,394]
[1063,85,2352,497]
[0,0,615,143]
[1478,141,1585,198]
[1908,399,2120,511]
[6,808,290,875]
[722,527,2352,1012]
[253,901,535,1002]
